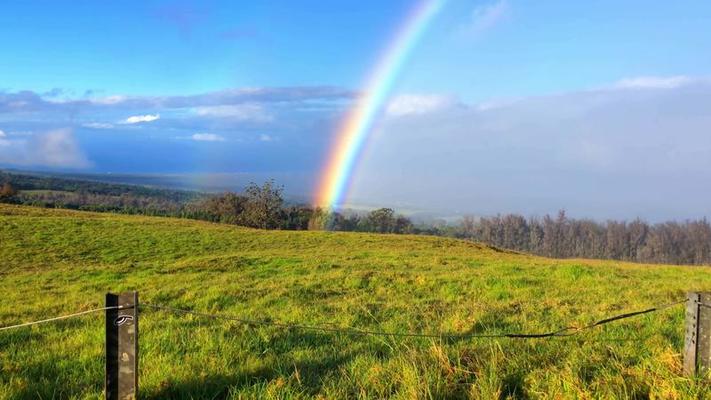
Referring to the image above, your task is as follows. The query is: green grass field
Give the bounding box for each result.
[1,204,711,399]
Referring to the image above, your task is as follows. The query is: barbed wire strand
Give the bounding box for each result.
[566,299,687,334]
[0,305,131,332]
[140,299,686,340]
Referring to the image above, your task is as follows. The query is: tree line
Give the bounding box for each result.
[454,210,711,266]
[2,171,710,265]
[0,173,415,233]
[185,180,414,233]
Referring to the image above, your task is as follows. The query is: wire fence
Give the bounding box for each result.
[1,294,703,398]
[0,305,132,332]
[0,298,687,340]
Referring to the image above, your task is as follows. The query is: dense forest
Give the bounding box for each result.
[1,170,710,265]
[454,211,711,266]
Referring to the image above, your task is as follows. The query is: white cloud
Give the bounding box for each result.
[386,94,455,117]
[83,122,115,129]
[193,103,272,121]
[458,0,509,38]
[191,133,225,142]
[122,114,160,124]
[259,134,274,142]
[91,95,128,105]
[614,76,693,90]
[0,128,90,168]
[0,129,6,138]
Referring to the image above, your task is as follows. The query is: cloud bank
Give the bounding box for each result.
[0,86,354,116]
[350,76,711,220]
[0,85,351,177]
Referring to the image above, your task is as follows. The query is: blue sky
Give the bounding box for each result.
[3,1,710,97]
[0,0,412,94]
[1,0,711,219]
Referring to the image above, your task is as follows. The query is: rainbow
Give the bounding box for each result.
[315,0,445,209]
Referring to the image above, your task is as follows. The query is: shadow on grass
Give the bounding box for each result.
[500,371,530,400]
[143,352,356,399]
[6,329,360,399]
[465,309,516,336]
[5,317,585,399]
[8,356,103,400]
[142,328,365,399]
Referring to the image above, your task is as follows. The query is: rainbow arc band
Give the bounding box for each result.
[315,0,445,209]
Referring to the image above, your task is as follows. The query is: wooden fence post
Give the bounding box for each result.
[684,292,711,377]
[106,292,139,399]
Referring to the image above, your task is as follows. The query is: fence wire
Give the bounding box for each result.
[139,299,687,340]
[0,299,685,339]
[0,305,132,332]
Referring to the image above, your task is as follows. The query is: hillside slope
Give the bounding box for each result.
[1,204,710,399]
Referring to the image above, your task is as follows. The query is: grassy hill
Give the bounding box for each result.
[1,204,710,399]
